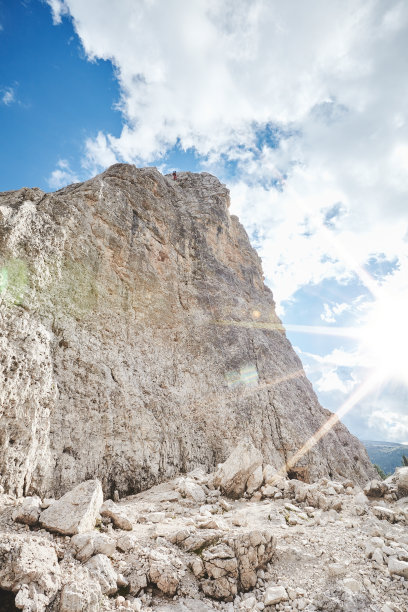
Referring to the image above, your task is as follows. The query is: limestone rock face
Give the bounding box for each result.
[0,165,375,497]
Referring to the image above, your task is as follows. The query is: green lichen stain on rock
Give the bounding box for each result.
[56,259,98,319]
[0,259,29,306]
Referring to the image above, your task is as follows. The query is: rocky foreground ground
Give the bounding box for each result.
[0,440,407,612]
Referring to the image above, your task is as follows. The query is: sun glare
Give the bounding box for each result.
[359,291,408,385]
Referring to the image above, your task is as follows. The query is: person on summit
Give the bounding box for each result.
[173,171,177,180]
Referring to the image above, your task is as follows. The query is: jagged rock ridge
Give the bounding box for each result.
[0,164,375,497]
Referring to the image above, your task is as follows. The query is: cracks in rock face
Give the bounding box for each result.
[250,336,285,466]
[266,389,288,466]
[130,210,139,246]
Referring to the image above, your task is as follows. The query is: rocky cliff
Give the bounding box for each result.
[0,164,375,497]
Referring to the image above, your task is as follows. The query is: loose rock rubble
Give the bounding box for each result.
[0,441,407,611]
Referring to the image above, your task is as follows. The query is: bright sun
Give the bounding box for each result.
[359,291,408,386]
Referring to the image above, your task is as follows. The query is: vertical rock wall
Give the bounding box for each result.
[0,165,375,497]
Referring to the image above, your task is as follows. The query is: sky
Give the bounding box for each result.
[1,0,408,443]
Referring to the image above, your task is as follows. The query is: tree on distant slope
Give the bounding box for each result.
[402,454,408,467]
[374,464,387,479]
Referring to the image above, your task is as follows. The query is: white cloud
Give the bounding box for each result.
[321,302,350,323]
[321,304,336,324]
[1,87,16,106]
[46,1,389,159]
[315,369,355,394]
[43,0,408,442]
[368,407,408,443]
[45,0,408,308]
[47,159,79,190]
[83,131,118,176]
[300,346,362,396]
[46,0,69,25]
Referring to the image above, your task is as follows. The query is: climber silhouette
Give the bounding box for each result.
[173,171,177,181]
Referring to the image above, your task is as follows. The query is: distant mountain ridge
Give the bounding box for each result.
[363,440,408,475]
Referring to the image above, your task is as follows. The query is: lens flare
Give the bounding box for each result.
[225,364,259,389]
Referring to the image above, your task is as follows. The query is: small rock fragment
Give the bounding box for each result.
[100,499,133,530]
[388,556,408,578]
[264,585,288,605]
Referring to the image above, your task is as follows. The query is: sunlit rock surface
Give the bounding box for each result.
[0,164,375,497]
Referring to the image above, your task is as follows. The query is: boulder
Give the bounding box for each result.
[149,511,166,523]
[149,551,181,596]
[354,491,369,505]
[213,439,263,499]
[195,516,228,530]
[169,528,223,553]
[12,496,42,526]
[372,548,384,564]
[395,467,408,496]
[117,533,140,553]
[177,478,206,504]
[199,528,276,599]
[0,533,60,612]
[364,480,388,498]
[100,499,133,530]
[246,465,263,495]
[59,579,102,612]
[261,485,278,498]
[200,543,238,600]
[388,557,408,578]
[71,531,116,562]
[263,464,277,485]
[85,553,118,595]
[373,506,396,523]
[40,480,103,535]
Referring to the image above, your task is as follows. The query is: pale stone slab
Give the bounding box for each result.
[213,439,263,499]
[264,585,289,605]
[40,480,103,535]
[85,553,118,595]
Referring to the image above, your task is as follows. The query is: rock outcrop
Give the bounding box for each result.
[0,164,375,498]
